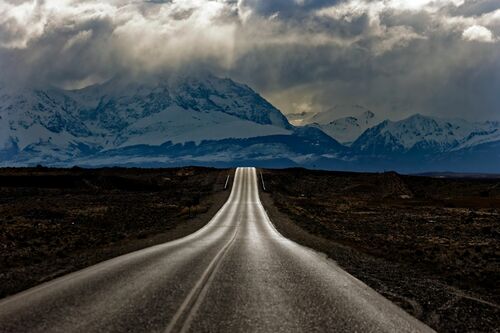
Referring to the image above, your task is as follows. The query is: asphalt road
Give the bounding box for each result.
[0,167,434,332]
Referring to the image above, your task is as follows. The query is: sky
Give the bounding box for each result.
[0,0,499,121]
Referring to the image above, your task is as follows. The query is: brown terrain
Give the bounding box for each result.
[0,166,232,299]
[259,168,500,333]
[1,166,499,332]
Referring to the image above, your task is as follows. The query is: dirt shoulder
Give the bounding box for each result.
[258,168,500,333]
[0,167,233,299]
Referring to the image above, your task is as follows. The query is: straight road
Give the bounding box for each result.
[0,167,434,332]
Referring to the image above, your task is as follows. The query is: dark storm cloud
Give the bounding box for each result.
[452,0,500,16]
[0,0,499,120]
[0,0,239,88]
[1,15,118,87]
[304,37,500,120]
[233,0,500,120]
[239,0,342,18]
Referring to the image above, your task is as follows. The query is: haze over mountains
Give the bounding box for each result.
[304,106,382,145]
[0,74,498,173]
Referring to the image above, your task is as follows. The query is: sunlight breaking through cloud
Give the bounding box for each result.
[0,0,499,120]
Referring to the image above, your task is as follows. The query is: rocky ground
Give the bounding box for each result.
[0,166,232,299]
[259,168,500,333]
[1,166,498,332]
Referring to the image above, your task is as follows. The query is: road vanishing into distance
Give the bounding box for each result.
[0,167,434,333]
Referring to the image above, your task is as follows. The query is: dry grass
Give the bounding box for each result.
[0,166,231,298]
[261,168,500,332]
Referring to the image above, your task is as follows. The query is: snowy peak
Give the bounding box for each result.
[0,74,294,163]
[70,74,291,131]
[304,106,381,145]
[1,75,498,172]
[352,114,500,153]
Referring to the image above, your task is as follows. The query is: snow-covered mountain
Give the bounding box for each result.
[297,109,499,172]
[0,74,295,164]
[351,114,500,154]
[0,75,498,172]
[304,106,381,145]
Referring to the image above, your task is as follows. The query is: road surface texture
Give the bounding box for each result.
[0,167,434,333]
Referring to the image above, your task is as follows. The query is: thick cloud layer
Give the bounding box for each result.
[1,0,499,120]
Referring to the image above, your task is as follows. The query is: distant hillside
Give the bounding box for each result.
[1,75,498,173]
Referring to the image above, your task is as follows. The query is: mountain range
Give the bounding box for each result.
[0,74,498,173]
[304,106,381,145]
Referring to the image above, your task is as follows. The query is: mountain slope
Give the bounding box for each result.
[352,114,500,155]
[301,105,381,145]
[0,78,498,172]
[0,75,295,164]
[72,127,347,168]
